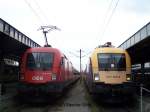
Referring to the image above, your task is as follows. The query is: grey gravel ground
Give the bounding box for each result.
[47,80,91,112]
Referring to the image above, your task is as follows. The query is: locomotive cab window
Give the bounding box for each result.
[98,53,126,71]
[26,52,54,70]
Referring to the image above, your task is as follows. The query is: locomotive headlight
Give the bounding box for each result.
[94,74,99,81]
[126,74,131,81]
[19,73,25,80]
[20,75,25,80]
[52,74,57,80]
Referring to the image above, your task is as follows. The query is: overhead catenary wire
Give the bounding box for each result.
[81,51,92,58]
[67,49,93,72]
[69,50,92,58]
[33,0,50,24]
[69,51,80,58]
[100,0,120,43]
[101,0,114,32]
[24,0,44,24]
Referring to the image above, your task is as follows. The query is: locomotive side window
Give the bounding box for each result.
[26,52,54,70]
[98,53,126,71]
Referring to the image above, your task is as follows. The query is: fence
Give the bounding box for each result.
[140,84,150,112]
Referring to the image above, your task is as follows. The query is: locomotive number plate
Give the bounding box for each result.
[106,75,120,78]
[32,76,43,80]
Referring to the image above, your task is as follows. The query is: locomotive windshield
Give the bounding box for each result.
[98,53,126,71]
[26,52,54,70]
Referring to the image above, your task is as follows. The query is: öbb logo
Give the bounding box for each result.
[32,76,43,80]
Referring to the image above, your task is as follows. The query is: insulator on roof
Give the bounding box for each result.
[44,44,52,47]
[98,42,115,48]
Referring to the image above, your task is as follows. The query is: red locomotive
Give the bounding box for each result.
[18,47,78,97]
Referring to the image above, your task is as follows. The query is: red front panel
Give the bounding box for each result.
[24,71,52,84]
[20,47,63,84]
[20,47,75,85]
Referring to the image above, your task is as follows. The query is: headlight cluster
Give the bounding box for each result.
[126,74,131,81]
[94,74,99,81]
[20,75,25,80]
[52,74,57,80]
[19,73,25,80]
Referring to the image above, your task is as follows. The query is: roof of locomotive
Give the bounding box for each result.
[25,47,65,57]
[90,47,128,58]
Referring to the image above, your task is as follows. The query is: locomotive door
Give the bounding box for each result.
[60,57,68,81]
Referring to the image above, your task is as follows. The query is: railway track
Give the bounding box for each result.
[3,80,90,112]
[2,80,150,112]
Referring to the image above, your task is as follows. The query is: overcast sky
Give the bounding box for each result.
[1,0,150,71]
